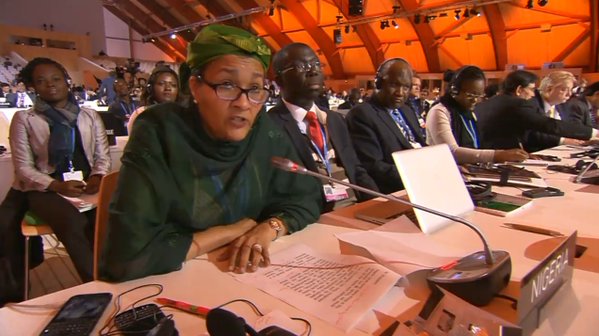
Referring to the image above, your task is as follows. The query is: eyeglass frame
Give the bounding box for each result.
[278,61,322,75]
[195,75,270,104]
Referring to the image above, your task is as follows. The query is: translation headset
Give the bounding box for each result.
[449,65,483,97]
[576,159,598,171]
[374,57,410,90]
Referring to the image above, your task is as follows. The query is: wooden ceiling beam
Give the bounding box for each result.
[552,28,590,63]
[332,0,383,71]
[103,5,184,61]
[235,0,293,50]
[484,4,508,71]
[396,0,441,72]
[113,0,187,60]
[278,0,346,79]
[136,0,195,41]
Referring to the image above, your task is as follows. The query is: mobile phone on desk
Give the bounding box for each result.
[40,292,112,336]
[522,187,564,199]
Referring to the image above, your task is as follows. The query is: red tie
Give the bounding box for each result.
[305,111,325,153]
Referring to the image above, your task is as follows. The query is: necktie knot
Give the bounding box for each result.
[305,111,318,122]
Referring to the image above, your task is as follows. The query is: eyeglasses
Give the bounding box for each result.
[464,92,485,100]
[196,76,269,104]
[279,61,322,74]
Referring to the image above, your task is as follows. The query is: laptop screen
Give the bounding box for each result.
[392,144,475,234]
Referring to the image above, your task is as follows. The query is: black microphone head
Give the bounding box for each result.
[206,308,246,336]
[271,156,305,173]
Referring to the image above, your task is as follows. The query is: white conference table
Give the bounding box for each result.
[0,146,598,335]
[0,136,127,201]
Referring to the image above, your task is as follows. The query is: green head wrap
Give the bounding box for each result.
[180,24,271,94]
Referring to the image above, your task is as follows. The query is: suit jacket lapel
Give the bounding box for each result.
[273,103,319,172]
[401,104,425,144]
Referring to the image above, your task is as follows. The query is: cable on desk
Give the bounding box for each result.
[218,298,312,336]
[99,283,164,336]
[494,293,518,310]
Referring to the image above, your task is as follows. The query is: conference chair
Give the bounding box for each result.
[92,171,119,280]
[21,171,120,299]
[21,214,65,300]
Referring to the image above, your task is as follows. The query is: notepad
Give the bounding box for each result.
[475,193,532,217]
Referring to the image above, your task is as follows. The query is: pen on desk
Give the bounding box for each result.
[155,297,210,316]
[502,223,564,237]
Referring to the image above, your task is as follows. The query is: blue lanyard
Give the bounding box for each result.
[306,120,332,177]
[67,128,76,171]
[120,101,135,115]
[458,114,479,149]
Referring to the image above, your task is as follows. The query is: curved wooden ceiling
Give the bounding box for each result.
[103,0,599,79]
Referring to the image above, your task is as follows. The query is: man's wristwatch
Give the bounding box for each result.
[268,218,285,241]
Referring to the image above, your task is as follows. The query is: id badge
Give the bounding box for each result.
[323,184,349,202]
[410,142,422,149]
[63,170,84,181]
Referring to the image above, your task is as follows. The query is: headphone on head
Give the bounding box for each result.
[374,57,410,90]
[449,65,483,97]
[144,66,177,99]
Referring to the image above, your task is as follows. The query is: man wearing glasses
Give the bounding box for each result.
[475,70,596,151]
[269,43,378,211]
[346,58,426,194]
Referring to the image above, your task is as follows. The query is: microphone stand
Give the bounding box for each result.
[574,154,599,183]
[272,156,512,306]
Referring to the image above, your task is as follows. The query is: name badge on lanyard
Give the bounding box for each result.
[62,128,84,182]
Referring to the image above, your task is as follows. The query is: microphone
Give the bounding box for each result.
[272,156,512,306]
[574,154,599,184]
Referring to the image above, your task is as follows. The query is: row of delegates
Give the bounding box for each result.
[425,66,528,164]
[0,58,110,303]
[99,25,322,282]
[127,65,180,134]
[346,58,426,195]
[475,70,597,149]
[268,43,379,211]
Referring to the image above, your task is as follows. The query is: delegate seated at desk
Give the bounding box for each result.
[100,24,322,282]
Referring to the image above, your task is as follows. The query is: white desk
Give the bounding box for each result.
[1,146,597,335]
[0,136,127,201]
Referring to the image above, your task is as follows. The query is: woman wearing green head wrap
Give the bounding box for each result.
[100,24,322,281]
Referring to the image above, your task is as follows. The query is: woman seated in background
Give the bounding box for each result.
[0,58,111,299]
[426,65,528,164]
[127,65,180,134]
[100,24,322,282]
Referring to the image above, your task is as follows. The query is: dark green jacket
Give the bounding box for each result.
[100,103,322,281]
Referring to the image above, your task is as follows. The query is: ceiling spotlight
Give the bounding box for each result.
[392,20,399,29]
[454,9,461,20]
[169,33,177,39]
[414,14,421,24]
[150,37,156,43]
[526,0,534,9]
[345,25,350,33]
[538,0,548,6]
[439,13,448,18]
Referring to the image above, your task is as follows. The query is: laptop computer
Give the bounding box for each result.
[354,144,475,234]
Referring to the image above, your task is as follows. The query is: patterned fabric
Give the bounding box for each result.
[390,108,416,143]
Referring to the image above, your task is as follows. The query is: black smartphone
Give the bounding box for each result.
[522,187,564,199]
[40,292,112,336]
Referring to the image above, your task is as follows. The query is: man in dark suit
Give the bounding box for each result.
[558,81,599,128]
[6,82,35,108]
[269,43,378,211]
[106,77,135,135]
[346,58,426,194]
[475,70,596,151]
[525,71,587,151]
